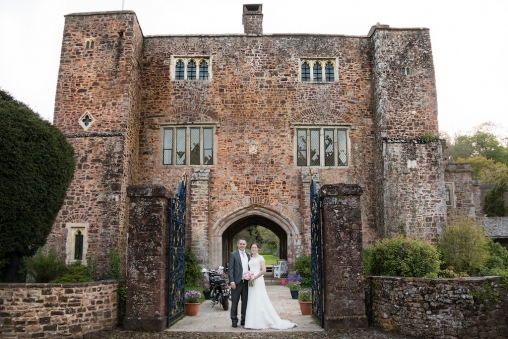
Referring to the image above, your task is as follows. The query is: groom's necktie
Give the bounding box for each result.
[241,251,245,257]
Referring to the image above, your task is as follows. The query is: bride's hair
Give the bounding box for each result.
[251,243,260,249]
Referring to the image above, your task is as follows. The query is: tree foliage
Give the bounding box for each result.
[437,213,489,275]
[456,156,508,183]
[483,177,508,217]
[0,89,75,276]
[445,123,508,165]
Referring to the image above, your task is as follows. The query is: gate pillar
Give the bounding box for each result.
[320,184,367,330]
[125,185,171,331]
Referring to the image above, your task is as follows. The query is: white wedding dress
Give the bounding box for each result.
[244,255,297,330]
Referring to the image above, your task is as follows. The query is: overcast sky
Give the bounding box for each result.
[0,0,506,137]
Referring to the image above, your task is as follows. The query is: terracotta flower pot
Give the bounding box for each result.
[299,301,312,315]
[185,302,200,316]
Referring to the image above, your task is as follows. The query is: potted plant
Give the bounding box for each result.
[184,290,201,316]
[279,272,288,285]
[297,289,312,315]
[283,273,302,299]
[201,281,211,300]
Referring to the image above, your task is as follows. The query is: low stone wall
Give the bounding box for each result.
[367,276,508,338]
[0,280,120,339]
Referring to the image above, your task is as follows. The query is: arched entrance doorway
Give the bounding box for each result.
[221,215,288,266]
[210,206,299,270]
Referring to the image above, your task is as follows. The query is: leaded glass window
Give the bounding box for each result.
[203,128,213,165]
[199,61,209,80]
[297,130,307,166]
[313,63,322,82]
[176,128,186,165]
[175,60,185,80]
[187,60,197,80]
[301,62,310,82]
[163,129,174,165]
[173,57,211,81]
[296,127,349,167]
[300,59,336,82]
[190,128,200,165]
[310,129,320,166]
[163,126,215,166]
[324,129,335,166]
[337,129,348,166]
[325,62,334,82]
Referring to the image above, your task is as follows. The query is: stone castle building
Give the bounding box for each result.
[46,4,478,276]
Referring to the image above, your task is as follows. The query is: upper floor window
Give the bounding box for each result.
[296,126,349,167]
[172,56,211,81]
[401,66,410,75]
[300,59,337,83]
[163,125,215,166]
[85,38,95,49]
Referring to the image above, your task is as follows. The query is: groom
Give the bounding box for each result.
[228,238,249,327]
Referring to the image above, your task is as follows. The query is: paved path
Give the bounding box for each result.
[167,285,323,333]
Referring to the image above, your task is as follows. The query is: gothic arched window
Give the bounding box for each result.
[199,60,209,80]
[301,62,310,82]
[187,60,197,80]
[313,62,322,82]
[175,60,185,80]
[325,62,334,82]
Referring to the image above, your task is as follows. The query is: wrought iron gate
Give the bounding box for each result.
[310,178,324,327]
[167,179,187,327]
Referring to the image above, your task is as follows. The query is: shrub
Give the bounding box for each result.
[109,249,122,279]
[294,254,312,287]
[185,247,202,285]
[437,213,489,276]
[22,248,67,283]
[477,239,508,277]
[50,261,94,283]
[367,236,440,277]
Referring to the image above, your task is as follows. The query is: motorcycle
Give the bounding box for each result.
[201,266,230,310]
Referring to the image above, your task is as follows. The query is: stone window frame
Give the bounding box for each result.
[66,223,89,265]
[162,124,218,166]
[401,66,410,75]
[79,112,94,131]
[85,38,95,49]
[445,182,456,208]
[292,124,350,167]
[299,58,338,83]
[171,56,212,81]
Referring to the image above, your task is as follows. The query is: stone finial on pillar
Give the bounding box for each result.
[242,4,263,35]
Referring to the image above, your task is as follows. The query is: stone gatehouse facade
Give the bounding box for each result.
[46,4,472,277]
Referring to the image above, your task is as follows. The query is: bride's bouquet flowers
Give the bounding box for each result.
[243,271,255,286]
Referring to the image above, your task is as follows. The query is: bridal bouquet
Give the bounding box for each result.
[243,271,255,286]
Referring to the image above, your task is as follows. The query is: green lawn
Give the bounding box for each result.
[262,254,279,265]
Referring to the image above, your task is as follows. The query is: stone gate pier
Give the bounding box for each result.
[320,184,367,330]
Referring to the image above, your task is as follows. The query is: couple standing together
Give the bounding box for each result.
[228,238,296,330]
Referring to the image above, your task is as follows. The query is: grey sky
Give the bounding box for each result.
[0,0,506,137]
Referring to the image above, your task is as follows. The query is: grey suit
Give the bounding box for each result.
[228,250,249,324]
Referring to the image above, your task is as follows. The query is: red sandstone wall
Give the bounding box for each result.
[0,281,119,338]
[137,34,379,263]
[47,12,143,275]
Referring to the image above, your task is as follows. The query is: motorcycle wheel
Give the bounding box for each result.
[221,294,229,310]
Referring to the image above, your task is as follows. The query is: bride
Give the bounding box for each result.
[244,243,296,330]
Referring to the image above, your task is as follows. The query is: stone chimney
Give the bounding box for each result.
[242,4,263,35]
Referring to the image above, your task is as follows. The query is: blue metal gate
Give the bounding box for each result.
[167,179,187,327]
[310,178,324,327]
